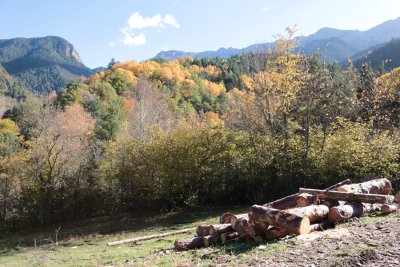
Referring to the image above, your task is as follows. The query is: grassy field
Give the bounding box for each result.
[1,207,398,267]
[0,206,252,266]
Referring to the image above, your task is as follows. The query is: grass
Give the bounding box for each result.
[1,208,396,266]
[0,206,250,267]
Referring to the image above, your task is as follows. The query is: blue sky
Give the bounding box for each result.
[1,0,399,68]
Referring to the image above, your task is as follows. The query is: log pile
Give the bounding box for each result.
[174,178,400,251]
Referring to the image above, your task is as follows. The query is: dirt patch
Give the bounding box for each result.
[231,213,400,267]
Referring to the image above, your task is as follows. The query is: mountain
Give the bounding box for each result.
[154,17,400,62]
[0,36,93,93]
[351,38,400,71]
[0,64,27,99]
[155,43,273,61]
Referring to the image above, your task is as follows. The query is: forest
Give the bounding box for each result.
[0,31,399,232]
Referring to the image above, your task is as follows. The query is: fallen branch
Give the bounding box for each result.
[108,227,196,246]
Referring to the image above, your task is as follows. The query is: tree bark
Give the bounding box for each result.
[209,224,233,235]
[203,235,220,247]
[328,203,382,223]
[264,179,352,210]
[230,214,248,229]
[286,205,330,223]
[220,212,236,224]
[248,205,310,235]
[174,236,204,251]
[299,188,394,204]
[336,178,392,195]
[295,193,316,207]
[381,204,398,214]
[196,225,212,236]
[395,191,400,203]
[264,227,289,240]
[220,231,245,243]
[233,217,252,235]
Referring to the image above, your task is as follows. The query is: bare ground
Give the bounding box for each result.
[221,213,400,267]
[148,212,400,267]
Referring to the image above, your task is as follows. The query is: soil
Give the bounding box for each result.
[220,213,400,267]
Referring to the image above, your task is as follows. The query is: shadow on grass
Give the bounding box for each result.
[0,205,246,251]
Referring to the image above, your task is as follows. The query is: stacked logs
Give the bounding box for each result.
[174,178,399,251]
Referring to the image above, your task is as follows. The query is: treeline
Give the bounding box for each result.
[0,32,399,231]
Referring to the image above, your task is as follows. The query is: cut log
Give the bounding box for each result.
[295,193,316,207]
[220,212,236,224]
[381,204,398,214]
[220,231,245,243]
[320,199,340,208]
[230,214,248,229]
[108,227,196,246]
[174,236,204,251]
[395,191,400,203]
[209,224,233,235]
[336,178,392,195]
[196,225,212,236]
[264,227,289,240]
[299,188,394,204]
[248,205,310,235]
[233,217,252,235]
[247,222,269,242]
[264,179,352,210]
[286,205,330,223]
[203,235,220,247]
[328,203,382,223]
[309,220,335,233]
[233,217,268,242]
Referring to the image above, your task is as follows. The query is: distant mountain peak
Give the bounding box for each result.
[0,36,93,93]
[153,17,400,62]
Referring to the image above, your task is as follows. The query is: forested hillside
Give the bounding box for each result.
[0,36,93,93]
[352,38,400,71]
[0,32,399,231]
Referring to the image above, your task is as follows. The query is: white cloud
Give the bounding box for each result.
[127,12,180,30]
[113,12,180,47]
[261,6,269,12]
[121,29,147,46]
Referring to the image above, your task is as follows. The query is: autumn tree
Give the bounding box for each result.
[26,104,94,225]
[0,119,22,230]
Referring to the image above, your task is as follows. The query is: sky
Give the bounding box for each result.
[0,0,399,68]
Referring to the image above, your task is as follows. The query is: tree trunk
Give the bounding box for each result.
[209,224,233,235]
[196,225,212,236]
[174,236,204,251]
[220,231,245,243]
[233,217,251,235]
[286,205,330,223]
[381,204,398,214]
[264,227,289,240]
[328,203,382,223]
[395,191,400,203]
[230,214,248,229]
[203,235,220,247]
[295,193,316,207]
[299,188,394,204]
[220,212,236,224]
[264,179,352,210]
[248,205,310,235]
[336,178,392,195]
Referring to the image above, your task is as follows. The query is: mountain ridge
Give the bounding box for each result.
[0,36,93,93]
[154,17,400,62]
